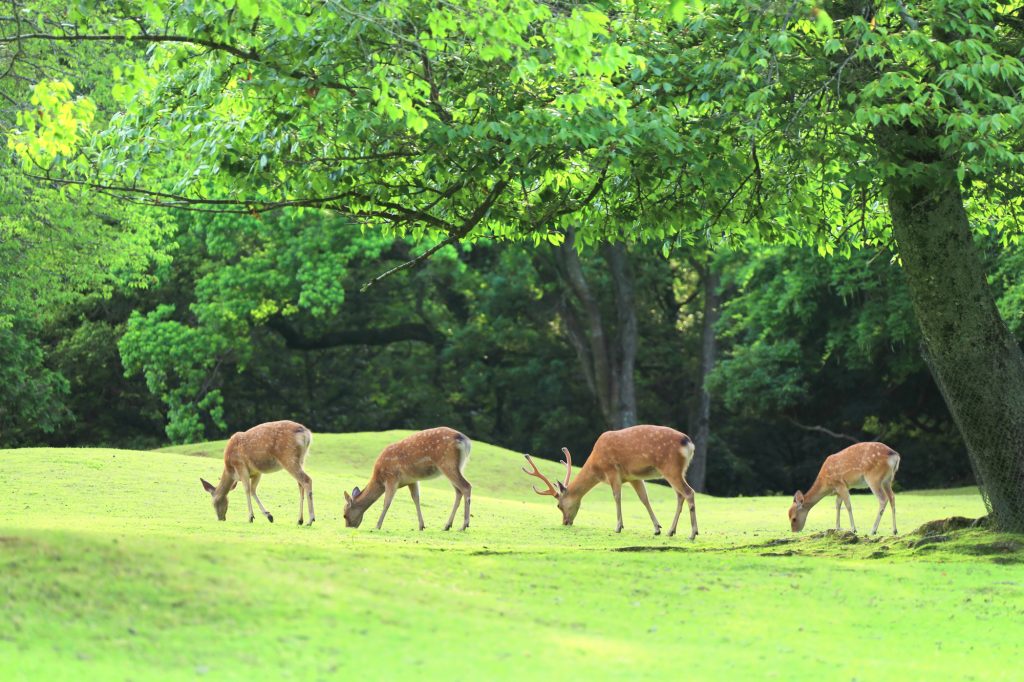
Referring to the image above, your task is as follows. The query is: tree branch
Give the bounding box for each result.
[786,417,859,444]
[268,319,443,349]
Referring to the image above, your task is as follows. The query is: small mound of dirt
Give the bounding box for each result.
[913,516,985,535]
[909,534,951,549]
[762,537,796,547]
[813,529,860,544]
[613,546,688,553]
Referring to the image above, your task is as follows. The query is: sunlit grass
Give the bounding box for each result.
[0,433,1021,680]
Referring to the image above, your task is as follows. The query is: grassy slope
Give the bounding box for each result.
[0,432,1020,681]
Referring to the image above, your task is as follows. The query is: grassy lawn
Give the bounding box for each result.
[1,432,1021,680]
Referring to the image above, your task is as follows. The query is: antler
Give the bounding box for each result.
[522,455,560,496]
[560,447,573,488]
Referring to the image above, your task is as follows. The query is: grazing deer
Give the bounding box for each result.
[788,441,901,534]
[523,425,699,539]
[199,420,315,525]
[343,427,472,531]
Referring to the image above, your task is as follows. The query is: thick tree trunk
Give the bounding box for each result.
[687,257,719,493]
[889,167,1024,531]
[604,243,638,428]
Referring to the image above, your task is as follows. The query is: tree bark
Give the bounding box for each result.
[888,164,1024,531]
[687,255,719,493]
[604,243,638,428]
[553,229,639,430]
[557,227,616,425]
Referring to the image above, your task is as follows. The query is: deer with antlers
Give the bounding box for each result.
[200,420,315,525]
[523,425,699,539]
[343,427,473,531]
[788,441,901,534]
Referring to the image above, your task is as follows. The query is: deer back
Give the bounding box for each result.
[587,425,694,479]
[372,427,470,485]
[224,420,311,474]
[815,442,900,490]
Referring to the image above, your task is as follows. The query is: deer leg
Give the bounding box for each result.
[610,479,624,533]
[869,482,888,535]
[238,468,256,523]
[248,474,274,523]
[283,462,314,526]
[835,496,843,530]
[440,463,472,531]
[375,483,398,530]
[837,486,856,533]
[884,482,897,535]
[444,489,463,531]
[665,472,698,540]
[297,471,314,526]
[684,481,698,540]
[409,482,425,531]
[630,481,661,535]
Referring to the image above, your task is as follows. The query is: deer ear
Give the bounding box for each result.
[344,491,352,504]
[201,478,216,495]
[794,491,805,508]
[556,481,567,494]
[352,486,361,498]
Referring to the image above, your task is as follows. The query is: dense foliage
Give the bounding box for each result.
[4,1,1024,509]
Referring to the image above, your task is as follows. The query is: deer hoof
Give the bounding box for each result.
[653,528,661,536]
[249,515,255,523]
[267,514,274,523]
[667,529,676,537]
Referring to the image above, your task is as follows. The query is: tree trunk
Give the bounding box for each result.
[888,166,1024,532]
[687,256,719,493]
[604,243,638,428]
[553,230,639,430]
[557,227,616,425]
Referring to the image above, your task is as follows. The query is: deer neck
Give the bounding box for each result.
[802,477,831,510]
[213,469,235,502]
[565,465,601,503]
[354,477,386,512]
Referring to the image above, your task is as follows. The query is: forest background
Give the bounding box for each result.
[4,0,1024,504]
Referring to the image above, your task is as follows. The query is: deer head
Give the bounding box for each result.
[788,490,809,532]
[201,477,235,521]
[522,448,578,525]
[343,486,365,528]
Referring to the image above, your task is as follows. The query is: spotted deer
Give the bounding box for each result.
[788,441,901,534]
[523,425,699,539]
[343,427,472,531]
[200,420,315,525]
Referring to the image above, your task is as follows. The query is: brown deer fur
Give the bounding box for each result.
[524,425,699,539]
[788,441,901,534]
[200,420,314,525]
[343,427,472,531]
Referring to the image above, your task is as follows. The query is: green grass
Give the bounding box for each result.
[1,432,1022,681]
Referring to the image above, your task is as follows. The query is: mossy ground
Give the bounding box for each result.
[1,432,1021,680]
